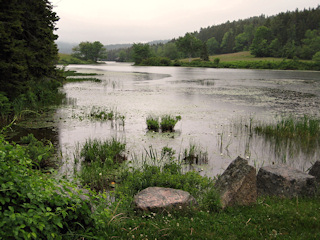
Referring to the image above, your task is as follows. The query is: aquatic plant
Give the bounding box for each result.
[89,106,125,123]
[146,114,181,132]
[79,138,126,191]
[146,115,160,132]
[160,115,181,132]
[183,142,208,165]
[254,115,320,154]
[80,138,126,164]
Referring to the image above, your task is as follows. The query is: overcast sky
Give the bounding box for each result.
[50,0,319,45]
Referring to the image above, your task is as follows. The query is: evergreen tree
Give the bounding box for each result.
[0,0,61,101]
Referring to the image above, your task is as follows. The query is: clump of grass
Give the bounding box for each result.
[160,115,181,132]
[183,143,208,165]
[146,116,160,132]
[89,106,125,123]
[79,138,127,191]
[146,115,181,132]
[81,138,126,164]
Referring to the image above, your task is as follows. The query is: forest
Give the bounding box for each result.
[0,0,64,122]
[106,6,320,63]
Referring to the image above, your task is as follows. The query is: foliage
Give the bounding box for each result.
[146,115,160,132]
[313,51,320,62]
[254,115,320,154]
[132,43,152,65]
[20,133,56,170]
[0,93,12,120]
[0,0,62,100]
[146,115,181,132]
[250,26,273,57]
[160,115,181,132]
[0,134,95,239]
[58,53,92,64]
[183,143,208,165]
[200,42,209,61]
[207,37,220,55]
[80,138,126,164]
[176,33,203,60]
[140,56,172,66]
[78,138,126,192]
[71,41,107,62]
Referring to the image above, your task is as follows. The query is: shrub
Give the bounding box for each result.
[0,135,95,239]
[20,133,56,170]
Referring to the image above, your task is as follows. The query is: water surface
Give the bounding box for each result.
[56,62,320,177]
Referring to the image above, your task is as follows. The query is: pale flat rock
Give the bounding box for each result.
[257,165,316,197]
[134,187,197,211]
[215,156,257,208]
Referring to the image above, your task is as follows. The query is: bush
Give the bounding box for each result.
[140,57,172,66]
[20,133,56,170]
[0,135,95,239]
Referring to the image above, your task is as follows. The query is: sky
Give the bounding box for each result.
[50,0,319,45]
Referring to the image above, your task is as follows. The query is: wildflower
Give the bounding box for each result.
[177,223,179,227]
[99,173,102,176]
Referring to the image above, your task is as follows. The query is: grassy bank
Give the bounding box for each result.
[138,51,320,71]
[1,133,319,239]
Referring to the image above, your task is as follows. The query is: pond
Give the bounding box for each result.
[55,62,320,178]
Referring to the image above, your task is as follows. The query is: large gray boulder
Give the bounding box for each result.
[133,187,197,211]
[214,156,257,208]
[309,161,320,183]
[257,165,316,197]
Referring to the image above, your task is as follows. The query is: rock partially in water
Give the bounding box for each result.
[134,187,197,211]
[308,161,320,183]
[257,165,316,197]
[214,156,257,208]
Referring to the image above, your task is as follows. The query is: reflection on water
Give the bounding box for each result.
[55,62,320,178]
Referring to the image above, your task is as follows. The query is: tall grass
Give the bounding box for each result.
[183,142,208,165]
[254,115,320,154]
[79,138,126,191]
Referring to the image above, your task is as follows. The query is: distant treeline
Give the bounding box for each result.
[107,6,320,62]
